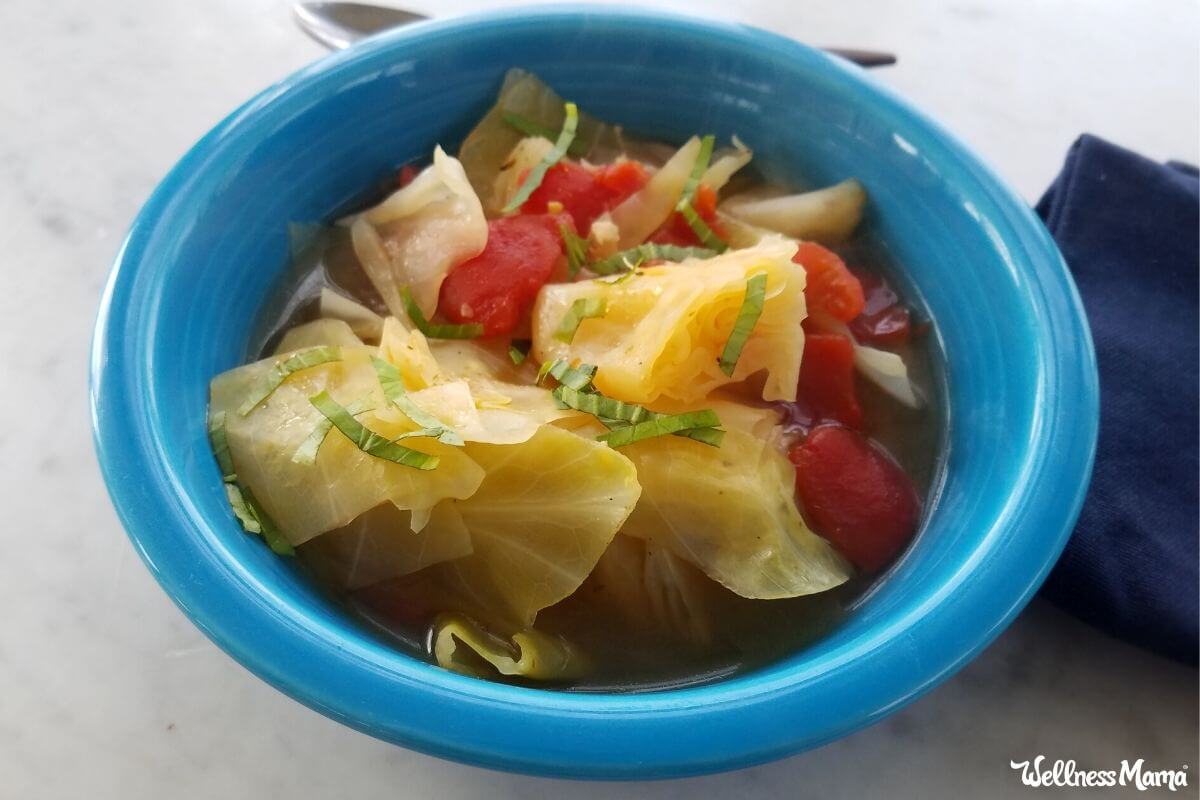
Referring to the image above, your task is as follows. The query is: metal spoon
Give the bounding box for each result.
[293,2,897,66]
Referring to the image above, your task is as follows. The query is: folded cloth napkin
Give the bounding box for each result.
[1036,135,1199,664]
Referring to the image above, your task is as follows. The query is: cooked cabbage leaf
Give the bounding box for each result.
[721,178,866,244]
[319,288,384,342]
[702,136,753,192]
[432,612,588,680]
[209,348,484,545]
[585,534,720,645]
[421,425,641,627]
[618,418,851,599]
[374,321,578,443]
[532,236,806,404]
[609,136,701,249]
[458,68,626,213]
[274,318,363,354]
[350,147,487,318]
[301,502,473,590]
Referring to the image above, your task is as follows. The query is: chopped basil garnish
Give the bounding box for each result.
[560,223,589,278]
[309,391,440,470]
[553,384,654,424]
[223,483,260,533]
[596,410,723,447]
[400,285,484,340]
[237,346,342,416]
[207,411,236,482]
[240,485,295,556]
[675,134,728,253]
[552,384,723,448]
[292,395,376,465]
[718,272,768,376]
[587,243,716,275]
[508,340,531,365]
[678,202,728,252]
[547,371,723,448]
[502,102,579,213]
[207,410,294,555]
[543,359,597,391]
[554,297,607,343]
[371,356,463,446]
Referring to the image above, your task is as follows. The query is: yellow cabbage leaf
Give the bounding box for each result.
[209,348,484,546]
[350,147,487,318]
[608,136,700,249]
[421,425,641,627]
[432,613,588,680]
[531,236,805,404]
[618,423,851,599]
[301,502,473,590]
[273,318,362,354]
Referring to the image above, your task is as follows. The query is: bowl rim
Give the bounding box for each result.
[90,4,1099,780]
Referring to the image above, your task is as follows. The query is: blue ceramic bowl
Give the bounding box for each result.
[90,6,1098,779]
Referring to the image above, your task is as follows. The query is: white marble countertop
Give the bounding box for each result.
[2,0,1196,796]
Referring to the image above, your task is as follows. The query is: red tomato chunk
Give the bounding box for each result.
[796,333,862,429]
[439,213,569,336]
[793,242,865,323]
[521,160,648,231]
[789,425,920,573]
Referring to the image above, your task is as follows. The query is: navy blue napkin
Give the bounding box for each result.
[1035,135,1199,665]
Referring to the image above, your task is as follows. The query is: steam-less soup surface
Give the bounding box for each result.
[209,69,941,690]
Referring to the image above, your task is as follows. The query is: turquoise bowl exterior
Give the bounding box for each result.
[90,6,1098,779]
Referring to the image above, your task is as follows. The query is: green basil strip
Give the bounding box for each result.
[502,102,580,213]
[587,243,717,276]
[400,286,484,340]
[207,411,237,482]
[554,297,607,343]
[596,410,723,448]
[678,134,715,208]
[508,340,531,365]
[240,485,295,556]
[370,357,463,446]
[674,134,729,252]
[553,384,655,425]
[292,396,376,465]
[237,346,342,416]
[678,201,729,253]
[673,426,727,447]
[553,385,723,448]
[560,223,590,278]
[718,272,768,376]
[224,483,261,533]
[545,359,597,391]
[309,391,440,471]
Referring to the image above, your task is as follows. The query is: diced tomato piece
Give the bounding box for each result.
[797,333,862,428]
[521,161,607,230]
[439,213,569,336]
[789,425,921,572]
[849,271,911,345]
[520,160,648,232]
[396,163,420,187]
[793,242,865,322]
[596,160,650,200]
[649,183,723,247]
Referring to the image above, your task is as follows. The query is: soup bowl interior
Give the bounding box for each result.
[91,6,1097,780]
